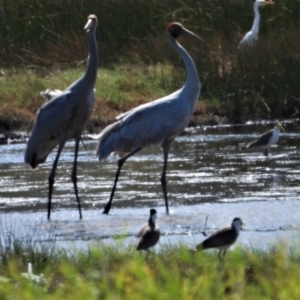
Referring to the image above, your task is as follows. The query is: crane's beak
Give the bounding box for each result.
[264,1,275,5]
[84,19,94,31]
[181,27,204,42]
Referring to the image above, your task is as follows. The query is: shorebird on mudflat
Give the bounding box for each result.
[196,217,244,261]
[136,209,160,251]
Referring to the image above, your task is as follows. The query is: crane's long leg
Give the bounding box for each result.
[71,138,82,219]
[103,147,142,214]
[264,148,270,164]
[161,148,169,214]
[48,144,64,220]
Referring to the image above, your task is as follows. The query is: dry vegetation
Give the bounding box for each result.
[0,0,299,131]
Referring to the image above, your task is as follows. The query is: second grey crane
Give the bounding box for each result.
[24,15,98,219]
[94,22,202,214]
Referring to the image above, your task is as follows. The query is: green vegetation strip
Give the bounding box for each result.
[0,64,184,130]
[0,217,299,299]
[1,241,300,299]
[0,217,298,299]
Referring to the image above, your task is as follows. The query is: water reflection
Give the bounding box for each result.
[0,121,300,250]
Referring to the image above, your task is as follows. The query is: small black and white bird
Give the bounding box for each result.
[136,209,160,251]
[196,217,244,261]
[246,123,284,160]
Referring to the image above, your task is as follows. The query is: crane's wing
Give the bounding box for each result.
[97,91,192,160]
[25,90,83,168]
[34,91,82,138]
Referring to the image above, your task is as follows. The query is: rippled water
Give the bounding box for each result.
[0,121,300,251]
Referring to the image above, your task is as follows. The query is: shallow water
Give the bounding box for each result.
[0,121,300,251]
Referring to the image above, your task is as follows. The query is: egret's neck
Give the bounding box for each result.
[251,3,261,36]
[274,125,280,135]
[232,221,241,235]
[83,29,98,89]
[166,33,201,105]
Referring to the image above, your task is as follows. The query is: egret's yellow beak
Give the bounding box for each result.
[278,123,285,131]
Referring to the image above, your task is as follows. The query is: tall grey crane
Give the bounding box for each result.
[94,22,202,214]
[24,14,98,219]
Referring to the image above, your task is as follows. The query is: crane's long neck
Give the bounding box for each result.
[251,3,261,36]
[83,29,98,89]
[167,33,201,105]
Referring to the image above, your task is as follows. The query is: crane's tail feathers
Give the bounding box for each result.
[40,89,63,101]
[88,133,102,140]
[246,141,256,149]
[95,121,122,160]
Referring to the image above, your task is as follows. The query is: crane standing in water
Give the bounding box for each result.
[94,22,202,214]
[25,15,98,220]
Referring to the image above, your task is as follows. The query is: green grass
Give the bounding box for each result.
[0,63,183,130]
[0,217,300,299]
[1,242,300,299]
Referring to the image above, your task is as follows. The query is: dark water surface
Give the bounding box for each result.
[0,121,300,251]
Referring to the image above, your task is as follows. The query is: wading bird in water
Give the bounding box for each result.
[94,22,202,214]
[246,123,284,161]
[238,0,275,48]
[24,15,98,219]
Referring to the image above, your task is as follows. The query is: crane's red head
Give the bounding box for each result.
[85,14,98,31]
[166,22,184,39]
[166,22,203,41]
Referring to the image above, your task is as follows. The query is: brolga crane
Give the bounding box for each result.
[24,14,98,220]
[238,0,274,48]
[94,22,202,214]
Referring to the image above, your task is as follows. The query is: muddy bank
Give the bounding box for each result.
[0,107,228,145]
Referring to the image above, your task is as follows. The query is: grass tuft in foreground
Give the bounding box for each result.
[0,231,300,300]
